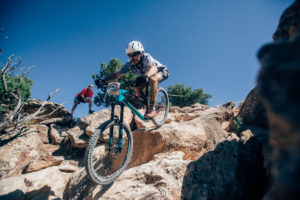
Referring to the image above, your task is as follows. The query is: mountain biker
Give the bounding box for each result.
[71,84,95,115]
[100,40,169,118]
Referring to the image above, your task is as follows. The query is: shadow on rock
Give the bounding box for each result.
[181,130,269,200]
[63,167,114,200]
[0,189,25,200]
[26,186,55,200]
[93,183,114,199]
[52,138,86,167]
[0,186,58,200]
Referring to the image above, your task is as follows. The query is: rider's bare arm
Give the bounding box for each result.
[80,94,85,100]
[104,72,123,83]
[145,64,158,77]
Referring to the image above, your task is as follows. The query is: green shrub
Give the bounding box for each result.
[168,83,212,107]
[233,116,244,132]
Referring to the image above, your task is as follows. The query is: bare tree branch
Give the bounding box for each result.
[0,55,60,135]
[1,54,14,92]
[1,54,14,73]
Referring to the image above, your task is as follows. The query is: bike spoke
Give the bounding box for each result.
[85,122,133,184]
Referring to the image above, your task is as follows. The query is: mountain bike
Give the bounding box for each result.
[84,81,169,185]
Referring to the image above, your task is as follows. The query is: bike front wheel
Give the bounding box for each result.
[84,121,133,185]
[152,87,169,127]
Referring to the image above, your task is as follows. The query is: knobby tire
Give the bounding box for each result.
[84,121,133,185]
[152,87,169,127]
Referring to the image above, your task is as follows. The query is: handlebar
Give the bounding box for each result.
[120,80,135,88]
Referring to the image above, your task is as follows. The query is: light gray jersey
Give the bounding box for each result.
[120,53,167,75]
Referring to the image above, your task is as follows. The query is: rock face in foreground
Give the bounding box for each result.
[256,1,300,199]
[181,127,269,200]
[257,37,300,200]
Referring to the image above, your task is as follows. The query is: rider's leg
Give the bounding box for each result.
[147,73,163,117]
[71,101,79,115]
[150,73,163,106]
[88,98,94,113]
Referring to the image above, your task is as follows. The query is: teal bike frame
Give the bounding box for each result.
[107,85,149,151]
[117,89,148,121]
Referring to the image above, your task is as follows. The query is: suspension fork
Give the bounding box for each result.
[118,104,124,151]
[109,103,115,147]
[108,103,125,152]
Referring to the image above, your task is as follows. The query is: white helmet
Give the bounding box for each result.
[126,41,144,54]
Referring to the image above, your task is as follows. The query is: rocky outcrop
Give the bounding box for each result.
[0,166,75,200]
[257,34,300,199]
[62,103,271,200]
[49,124,69,145]
[22,99,73,125]
[23,155,63,173]
[181,127,269,200]
[64,151,190,200]
[0,125,59,179]
[237,87,269,129]
[272,0,300,41]
[252,1,300,199]
[68,106,134,149]
[236,1,300,130]
[0,100,271,199]
[1,96,273,200]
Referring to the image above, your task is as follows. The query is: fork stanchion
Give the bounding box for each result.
[109,103,115,148]
[118,104,124,151]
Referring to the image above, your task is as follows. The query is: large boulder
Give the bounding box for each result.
[0,125,60,179]
[130,105,234,167]
[68,107,134,148]
[272,0,300,41]
[238,87,269,129]
[0,127,43,179]
[181,128,269,200]
[23,154,63,173]
[257,34,300,199]
[0,166,72,199]
[68,126,87,149]
[49,124,69,145]
[22,99,72,125]
[79,106,133,137]
[64,151,190,200]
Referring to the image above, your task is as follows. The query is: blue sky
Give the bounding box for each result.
[0,0,294,118]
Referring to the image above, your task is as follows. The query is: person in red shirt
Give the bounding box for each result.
[71,84,94,115]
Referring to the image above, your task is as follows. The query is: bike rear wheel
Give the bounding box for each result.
[85,122,133,185]
[152,87,169,127]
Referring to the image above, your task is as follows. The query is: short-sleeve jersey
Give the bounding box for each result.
[76,88,93,98]
[119,53,167,76]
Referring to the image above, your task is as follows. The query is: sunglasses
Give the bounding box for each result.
[127,52,140,58]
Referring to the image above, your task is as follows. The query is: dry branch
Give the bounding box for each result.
[0,55,59,134]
